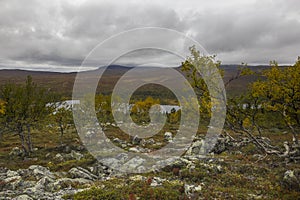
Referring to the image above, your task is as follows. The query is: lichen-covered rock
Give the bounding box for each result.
[28,165,54,180]
[12,194,33,200]
[70,150,83,161]
[50,178,92,191]
[9,147,24,157]
[282,170,300,191]
[164,132,173,142]
[186,140,205,155]
[68,167,98,180]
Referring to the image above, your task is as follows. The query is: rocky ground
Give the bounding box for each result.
[0,130,300,199]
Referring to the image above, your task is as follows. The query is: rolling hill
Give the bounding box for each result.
[0,65,274,99]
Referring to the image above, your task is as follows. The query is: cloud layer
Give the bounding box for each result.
[0,0,299,71]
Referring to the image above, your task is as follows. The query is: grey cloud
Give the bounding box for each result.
[61,2,185,39]
[187,0,300,64]
[0,0,299,71]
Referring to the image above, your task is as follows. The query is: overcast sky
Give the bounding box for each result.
[0,0,299,72]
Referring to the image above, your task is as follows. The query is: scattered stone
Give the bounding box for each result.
[211,137,232,154]
[113,138,123,144]
[9,147,23,157]
[148,138,156,144]
[0,166,93,199]
[45,153,51,158]
[35,175,55,191]
[28,165,54,179]
[121,156,145,171]
[7,170,19,177]
[54,153,64,162]
[132,135,142,145]
[129,175,146,181]
[51,178,92,190]
[64,145,71,153]
[89,164,107,177]
[128,147,140,153]
[115,153,128,163]
[12,194,33,200]
[76,145,86,152]
[4,175,22,190]
[68,167,98,180]
[184,183,202,195]
[150,177,166,187]
[282,170,300,191]
[70,150,83,160]
[164,132,173,142]
[32,147,38,152]
[186,140,205,155]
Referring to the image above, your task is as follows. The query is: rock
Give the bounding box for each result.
[64,145,71,153]
[4,175,22,190]
[32,147,38,152]
[0,165,96,200]
[35,175,55,191]
[282,170,300,191]
[89,165,107,177]
[17,169,30,177]
[121,157,145,172]
[150,177,166,187]
[70,150,83,160]
[9,147,23,157]
[128,147,140,153]
[129,175,146,181]
[184,184,202,195]
[211,137,231,154]
[186,140,205,155]
[28,165,54,179]
[18,180,36,190]
[132,135,142,145]
[113,137,123,144]
[0,190,15,198]
[76,145,86,152]
[7,169,19,177]
[115,153,129,163]
[51,178,92,191]
[68,167,98,180]
[54,153,64,162]
[45,153,51,158]
[53,187,88,199]
[146,138,156,145]
[0,167,8,173]
[101,158,122,170]
[164,132,173,142]
[136,166,146,173]
[12,194,33,200]
[173,158,192,168]
[23,186,39,196]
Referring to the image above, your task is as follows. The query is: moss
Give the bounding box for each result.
[180,168,207,183]
[241,143,258,155]
[49,156,96,172]
[65,178,185,200]
[64,187,121,200]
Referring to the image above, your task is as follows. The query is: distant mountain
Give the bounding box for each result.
[0,64,278,98]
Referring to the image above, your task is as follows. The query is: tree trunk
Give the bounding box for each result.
[59,121,64,146]
[26,124,33,152]
[282,109,299,145]
[17,124,28,155]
